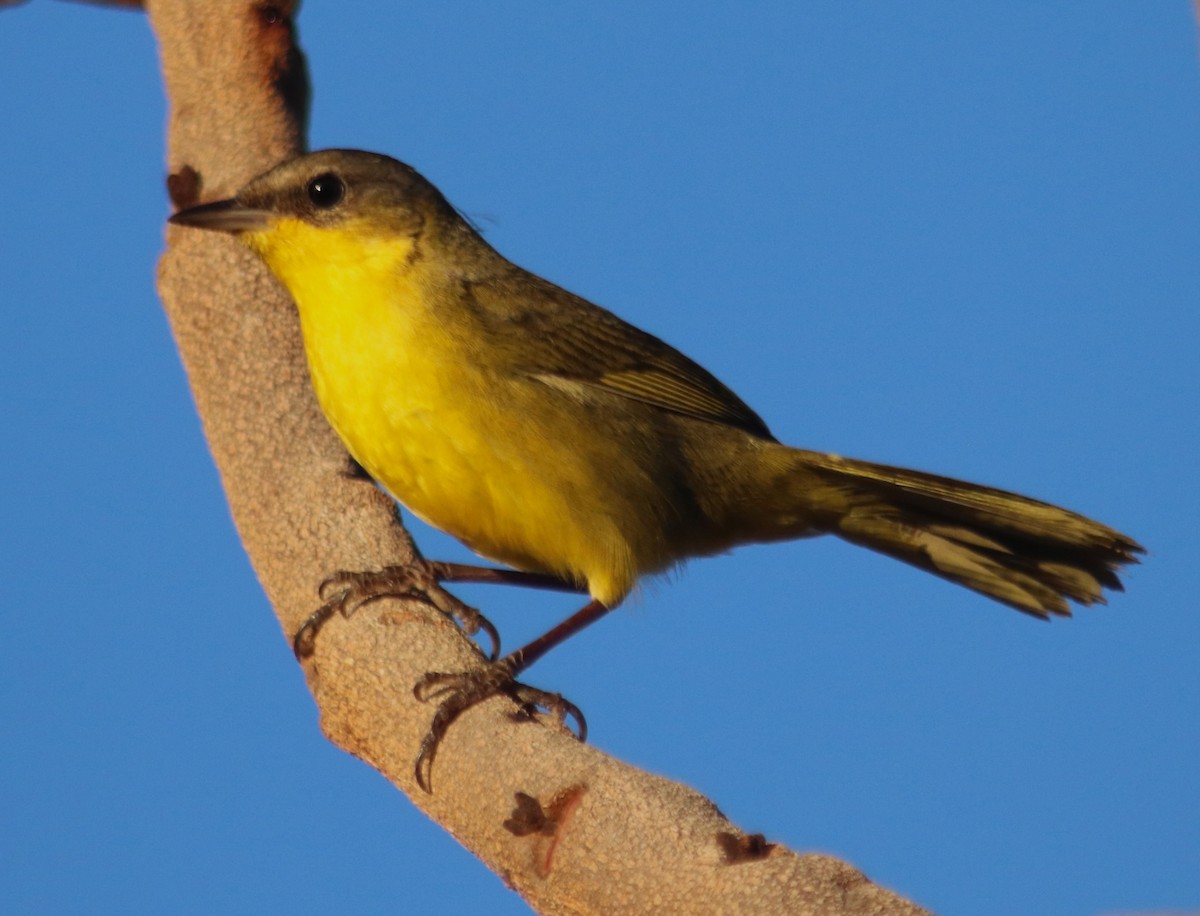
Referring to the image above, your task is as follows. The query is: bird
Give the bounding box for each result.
[170,149,1142,789]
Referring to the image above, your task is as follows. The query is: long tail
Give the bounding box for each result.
[798,451,1144,618]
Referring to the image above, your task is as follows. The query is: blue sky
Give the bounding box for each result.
[2,3,1197,913]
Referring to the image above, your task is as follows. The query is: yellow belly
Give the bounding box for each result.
[276,233,645,606]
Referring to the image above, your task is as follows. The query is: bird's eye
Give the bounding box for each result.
[307,173,345,208]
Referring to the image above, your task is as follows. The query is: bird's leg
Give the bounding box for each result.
[413,597,613,792]
[292,559,584,661]
[340,454,374,482]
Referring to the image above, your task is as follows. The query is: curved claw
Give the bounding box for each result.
[292,562,501,661]
[412,663,587,793]
[293,600,337,659]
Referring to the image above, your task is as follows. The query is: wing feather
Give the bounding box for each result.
[459,266,773,437]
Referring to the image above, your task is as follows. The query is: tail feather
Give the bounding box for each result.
[804,452,1143,618]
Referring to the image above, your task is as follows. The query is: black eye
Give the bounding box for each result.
[307,173,345,208]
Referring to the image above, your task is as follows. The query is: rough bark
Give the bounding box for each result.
[148,1,927,911]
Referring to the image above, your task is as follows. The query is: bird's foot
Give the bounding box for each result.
[292,560,500,661]
[412,657,587,792]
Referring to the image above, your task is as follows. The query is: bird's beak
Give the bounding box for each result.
[169,199,273,233]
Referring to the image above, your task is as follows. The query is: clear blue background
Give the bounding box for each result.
[3,3,1197,913]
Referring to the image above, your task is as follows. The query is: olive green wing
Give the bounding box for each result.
[463,268,774,439]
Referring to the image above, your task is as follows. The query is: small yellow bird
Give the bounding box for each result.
[171,149,1141,787]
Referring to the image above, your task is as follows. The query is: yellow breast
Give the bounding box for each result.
[241,217,643,607]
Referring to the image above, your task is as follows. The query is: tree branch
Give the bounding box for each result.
[148,1,926,911]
